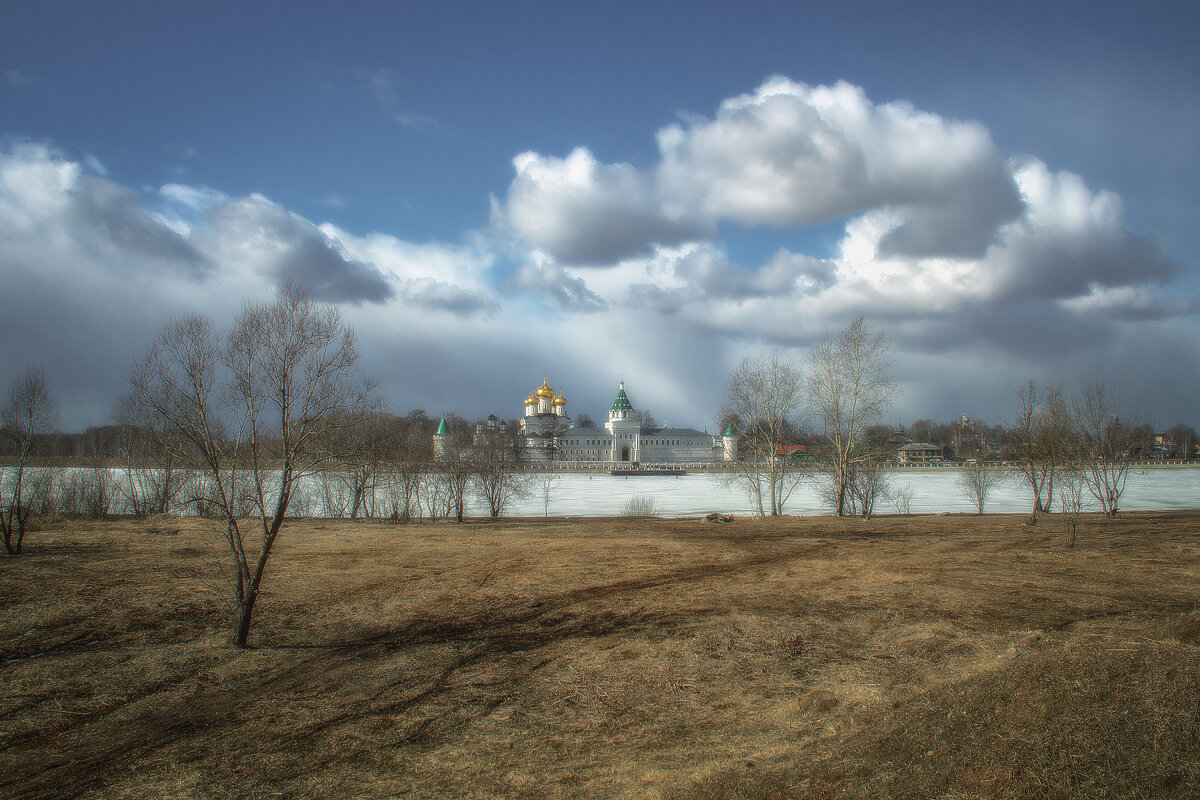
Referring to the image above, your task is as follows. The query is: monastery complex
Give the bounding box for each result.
[435,379,737,467]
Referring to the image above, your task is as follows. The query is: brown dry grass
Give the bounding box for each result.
[2,511,1200,799]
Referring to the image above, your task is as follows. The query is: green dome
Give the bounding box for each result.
[435,417,449,435]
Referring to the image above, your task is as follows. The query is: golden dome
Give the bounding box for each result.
[525,392,537,406]
[553,394,568,406]
[536,380,556,399]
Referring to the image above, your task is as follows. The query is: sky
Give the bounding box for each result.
[2,0,1198,433]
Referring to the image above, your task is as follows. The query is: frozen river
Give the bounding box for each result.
[15,464,1197,519]
[501,467,1200,517]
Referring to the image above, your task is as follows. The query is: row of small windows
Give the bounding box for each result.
[564,437,709,448]
[564,439,707,447]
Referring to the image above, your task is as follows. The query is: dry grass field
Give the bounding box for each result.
[2,511,1200,799]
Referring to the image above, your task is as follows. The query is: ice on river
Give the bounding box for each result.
[10,465,1196,518]
[505,468,1200,517]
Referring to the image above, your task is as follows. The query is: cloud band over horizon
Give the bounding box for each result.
[1,77,1196,431]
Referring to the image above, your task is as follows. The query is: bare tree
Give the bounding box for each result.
[381,415,430,522]
[718,353,806,516]
[843,450,889,517]
[1009,380,1073,523]
[1164,423,1197,461]
[956,457,1007,514]
[536,472,561,517]
[130,282,370,646]
[807,318,895,516]
[433,424,474,522]
[334,402,388,519]
[319,470,354,517]
[1058,466,1086,548]
[471,428,528,517]
[112,391,182,515]
[1072,383,1138,517]
[1,366,59,555]
[885,482,915,515]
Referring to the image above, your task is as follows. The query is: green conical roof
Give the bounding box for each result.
[723,422,736,437]
[610,384,633,412]
[435,417,448,435]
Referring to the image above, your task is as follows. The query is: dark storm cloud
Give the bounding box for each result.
[874,160,1025,260]
[207,196,394,304]
[0,143,210,280]
[994,225,1180,303]
[72,174,211,277]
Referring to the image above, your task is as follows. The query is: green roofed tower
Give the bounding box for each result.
[609,380,634,417]
[433,415,450,460]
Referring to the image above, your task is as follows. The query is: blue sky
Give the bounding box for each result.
[3,0,1198,431]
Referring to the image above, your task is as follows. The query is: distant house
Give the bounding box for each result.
[775,445,808,459]
[896,442,943,465]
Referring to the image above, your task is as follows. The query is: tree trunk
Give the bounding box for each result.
[2,507,14,555]
[233,589,258,647]
[769,463,779,516]
[835,462,850,517]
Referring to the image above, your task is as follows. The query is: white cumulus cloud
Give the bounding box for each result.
[493,146,711,265]
[657,77,1022,260]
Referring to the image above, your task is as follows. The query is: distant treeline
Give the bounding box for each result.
[2,409,452,461]
[6,412,1199,463]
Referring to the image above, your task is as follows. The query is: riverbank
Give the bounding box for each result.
[3,512,1199,798]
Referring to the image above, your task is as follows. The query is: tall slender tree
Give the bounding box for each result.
[1072,383,1138,517]
[719,353,806,516]
[807,318,895,517]
[1010,380,1073,522]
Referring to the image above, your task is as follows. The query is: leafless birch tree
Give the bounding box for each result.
[536,472,561,517]
[130,282,370,646]
[1010,380,1073,523]
[1,366,58,555]
[718,353,806,516]
[841,449,890,517]
[1072,383,1138,517]
[807,318,895,517]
